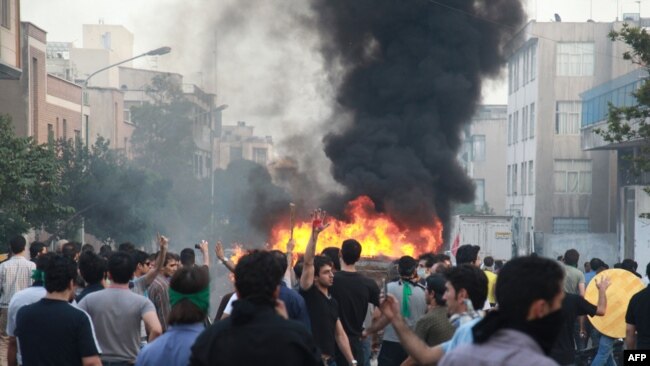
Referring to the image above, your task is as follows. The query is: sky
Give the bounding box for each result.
[21,0,649,136]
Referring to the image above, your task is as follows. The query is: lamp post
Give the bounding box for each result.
[77,46,171,244]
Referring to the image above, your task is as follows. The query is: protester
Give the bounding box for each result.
[366,256,426,366]
[190,250,321,366]
[14,255,101,366]
[131,236,168,297]
[6,253,53,366]
[99,244,113,260]
[550,277,610,365]
[455,245,481,267]
[322,247,342,272]
[330,239,381,366]
[28,241,47,262]
[0,236,36,365]
[76,251,107,302]
[417,253,436,281]
[79,252,162,365]
[149,252,180,331]
[562,249,585,296]
[118,242,136,253]
[483,256,497,307]
[414,274,455,346]
[300,210,355,366]
[62,241,82,262]
[621,259,642,278]
[431,253,452,273]
[136,265,210,366]
[625,262,650,350]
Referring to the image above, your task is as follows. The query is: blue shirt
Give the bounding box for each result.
[441,317,482,353]
[584,271,596,286]
[135,323,203,366]
[280,282,311,331]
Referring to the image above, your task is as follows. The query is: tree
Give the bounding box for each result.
[0,115,71,249]
[597,24,650,216]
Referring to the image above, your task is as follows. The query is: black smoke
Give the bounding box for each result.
[312,0,525,240]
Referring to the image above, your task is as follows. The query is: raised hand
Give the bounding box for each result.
[311,209,330,235]
[198,240,209,254]
[286,238,295,253]
[595,276,611,291]
[215,241,225,261]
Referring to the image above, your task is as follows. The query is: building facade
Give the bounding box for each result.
[216,121,274,170]
[0,0,21,79]
[460,105,507,215]
[506,21,634,252]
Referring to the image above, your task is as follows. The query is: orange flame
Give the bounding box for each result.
[228,244,247,264]
[270,196,443,259]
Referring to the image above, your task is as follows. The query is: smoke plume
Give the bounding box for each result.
[311,0,525,238]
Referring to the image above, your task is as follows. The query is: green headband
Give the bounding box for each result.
[31,269,45,284]
[169,286,210,312]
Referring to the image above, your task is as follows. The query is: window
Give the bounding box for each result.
[557,42,595,76]
[474,179,485,207]
[47,124,54,141]
[74,130,81,141]
[528,161,534,195]
[530,45,537,81]
[230,147,243,161]
[62,119,67,139]
[513,111,519,143]
[529,103,535,138]
[508,62,513,94]
[553,218,590,234]
[472,135,485,161]
[556,101,581,135]
[554,159,592,193]
[521,162,527,195]
[508,114,512,145]
[1,0,9,29]
[514,55,520,91]
[522,106,528,141]
[513,164,518,196]
[507,165,512,196]
[253,148,268,165]
[523,50,529,87]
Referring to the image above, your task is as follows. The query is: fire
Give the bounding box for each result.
[270,196,443,259]
[228,244,247,264]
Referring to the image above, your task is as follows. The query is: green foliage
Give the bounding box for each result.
[597,25,650,184]
[0,115,71,250]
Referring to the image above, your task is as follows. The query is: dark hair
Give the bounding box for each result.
[646,262,650,279]
[81,244,95,253]
[445,264,488,310]
[235,250,284,306]
[314,255,334,276]
[79,251,107,285]
[132,250,149,266]
[168,266,210,325]
[494,260,504,272]
[589,258,605,272]
[118,242,136,253]
[9,236,26,254]
[44,255,78,293]
[398,256,418,278]
[621,259,638,272]
[29,241,46,260]
[426,274,447,306]
[321,247,341,271]
[270,250,288,275]
[180,248,195,267]
[613,262,622,269]
[293,258,304,279]
[62,242,81,261]
[483,256,494,267]
[418,253,436,268]
[108,252,136,284]
[496,256,564,323]
[35,252,55,271]
[164,252,180,266]
[341,239,362,265]
[564,249,579,267]
[99,244,112,259]
[456,245,480,265]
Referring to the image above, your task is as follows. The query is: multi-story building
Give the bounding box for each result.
[581,67,649,276]
[0,22,83,143]
[215,121,273,170]
[86,86,132,153]
[506,20,634,257]
[0,0,21,79]
[46,41,77,82]
[460,105,507,215]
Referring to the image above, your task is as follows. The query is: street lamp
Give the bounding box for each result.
[79,46,171,144]
[77,46,171,244]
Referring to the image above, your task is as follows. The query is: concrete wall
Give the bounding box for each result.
[537,232,618,268]
[86,87,127,149]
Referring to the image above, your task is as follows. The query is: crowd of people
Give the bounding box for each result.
[0,210,648,366]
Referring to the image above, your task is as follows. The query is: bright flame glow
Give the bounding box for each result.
[270,196,443,259]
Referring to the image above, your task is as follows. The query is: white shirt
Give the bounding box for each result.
[223,293,239,316]
[7,286,46,364]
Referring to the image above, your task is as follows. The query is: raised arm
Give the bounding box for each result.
[594,276,610,316]
[215,241,235,273]
[142,234,168,286]
[299,209,328,291]
[199,240,210,267]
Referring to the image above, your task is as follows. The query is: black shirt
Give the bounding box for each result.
[550,293,597,365]
[76,283,104,303]
[331,270,380,338]
[626,287,650,349]
[16,298,100,366]
[300,285,339,356]
[190,301,321,366]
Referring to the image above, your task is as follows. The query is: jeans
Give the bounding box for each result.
[590,334,616,366]
[324,358,337,366]
[336,336,364,366]
[361,336,372,366]
[377,341,408,366]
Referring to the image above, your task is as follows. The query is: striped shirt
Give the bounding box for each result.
[148,274,171,331]
[0,256,35,307]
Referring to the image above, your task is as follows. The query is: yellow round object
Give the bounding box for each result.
[584,269,645,338]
